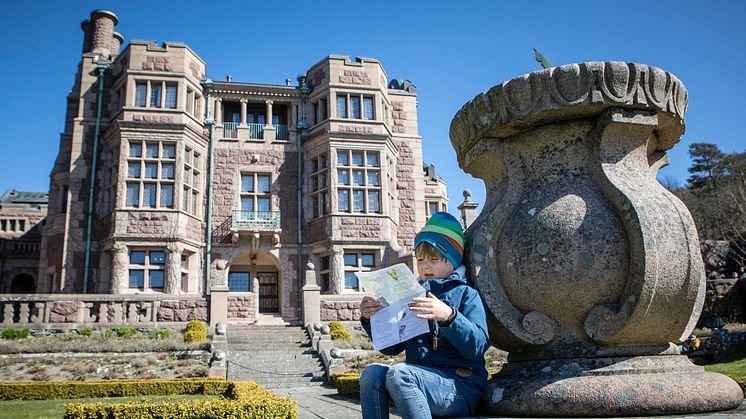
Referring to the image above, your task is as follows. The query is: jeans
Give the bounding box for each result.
[359,363,471,419]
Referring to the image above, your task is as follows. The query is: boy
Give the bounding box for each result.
[359,212,490,419]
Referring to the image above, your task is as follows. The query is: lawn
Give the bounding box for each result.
[703,350,746,378]
[0,394,219,419]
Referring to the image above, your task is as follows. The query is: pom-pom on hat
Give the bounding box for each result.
[414,212,465,268]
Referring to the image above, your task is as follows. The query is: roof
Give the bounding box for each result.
[0,189,49,205]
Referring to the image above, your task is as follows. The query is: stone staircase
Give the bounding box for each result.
[226,323,326,389]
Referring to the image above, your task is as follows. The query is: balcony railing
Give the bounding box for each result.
[248,123,264,140]
[231,210,281,231]
[275,124,289,141]
[223,122,239,139]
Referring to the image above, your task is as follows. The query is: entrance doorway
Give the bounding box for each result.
[258,272,278,313]
[10,274,35,293]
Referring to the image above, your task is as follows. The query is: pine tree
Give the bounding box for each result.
[687,143,725,189]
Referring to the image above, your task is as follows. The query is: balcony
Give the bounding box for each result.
[247,123,264,140]
[231,210,281,232]
[223,122,239,139]
[275,124,289,141]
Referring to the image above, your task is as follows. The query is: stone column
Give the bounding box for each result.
[237,99,249,140]
[449,62,743,416]
[214,98,223,125]
[264,100,276,141]
[110,243,128,294]
[165,242,182,295]
[302,262,321,326]
[265,100,273,126]
[240,99,247,125]
[330,246,344,294]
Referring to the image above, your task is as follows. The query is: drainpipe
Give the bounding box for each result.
[201,80,215,294]
[82,62,109,294]
[296,75,310,316]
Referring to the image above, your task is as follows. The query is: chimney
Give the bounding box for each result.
[226,75,232,82]
[111,32,125,56]
[89,9,119,57]
[80,19,93,53]
[285,78,292,86]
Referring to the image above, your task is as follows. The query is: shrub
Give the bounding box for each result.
[335,373,360,399]
[79,327,92,338]
[329,372,359,387]
[58,379,298,419]
[150,329,171,340]
[184,321,207,343]
[186,320,207,334]
[101,328,114,339]
[329,321,352,342]
[0,377,230,400]
[1,328,29,340]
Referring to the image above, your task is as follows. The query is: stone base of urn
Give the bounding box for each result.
[484,354,743,417]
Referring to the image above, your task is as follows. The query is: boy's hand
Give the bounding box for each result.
[360,296,382,319]
[409,292,453,322]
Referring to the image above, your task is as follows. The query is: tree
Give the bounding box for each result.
[687,143,725,189]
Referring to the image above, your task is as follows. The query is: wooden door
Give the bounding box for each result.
[258,272,279,313]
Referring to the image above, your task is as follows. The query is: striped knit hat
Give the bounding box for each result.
[414,212,465,268]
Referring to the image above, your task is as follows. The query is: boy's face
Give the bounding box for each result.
[417,255,454,281]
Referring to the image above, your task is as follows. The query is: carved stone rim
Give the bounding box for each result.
[450,62,688,160]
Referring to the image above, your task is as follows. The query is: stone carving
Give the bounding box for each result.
[450,62,743,416]
[215,322,227,336]
[131,114,174,124]
[338,125,373,134]
[339,70,371,85]
[142,56,173,71]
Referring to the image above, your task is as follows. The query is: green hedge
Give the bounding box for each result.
[334,373,360,399]
[62,380,297,419]
[0,378,229,400]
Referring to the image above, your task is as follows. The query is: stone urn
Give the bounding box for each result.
[450,62,743,416]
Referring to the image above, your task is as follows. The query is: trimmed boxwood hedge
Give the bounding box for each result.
[332,373,360,399]
[0,378,297,419]
[0,378,229,400]
[64,381,297,419]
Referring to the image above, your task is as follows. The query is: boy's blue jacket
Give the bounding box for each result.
[361,266,490,393]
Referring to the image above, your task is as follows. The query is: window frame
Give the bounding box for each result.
[128,249,166,292]
[335,149,382,214]
[240,172,272,214]
[343,251,377,290]
[125,140,176,210]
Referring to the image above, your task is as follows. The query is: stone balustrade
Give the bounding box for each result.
[0,294,208,327]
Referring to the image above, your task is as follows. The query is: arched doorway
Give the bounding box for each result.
[228,251,281,316]
[10,273,36,294]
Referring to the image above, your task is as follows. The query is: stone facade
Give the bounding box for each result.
[25,10,448,326]
[0,190,48,293]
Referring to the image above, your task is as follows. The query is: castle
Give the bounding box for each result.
[0,9,454,327]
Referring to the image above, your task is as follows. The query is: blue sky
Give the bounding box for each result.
[0,0,743,215]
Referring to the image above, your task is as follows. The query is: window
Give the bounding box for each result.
[128,249,166,291]
[310,154,329,218]
[183,146,201,216]
[135,82,147,107]
[313,98,328,125]
[343,251,376,289]
[228,272,250,292]
[126,141,176,209]
[186,87,202,118]
[427,202,439,218]
[336,95,347,118]
[336,93,375,120]
[319,255,330,293]
[150,83,162,108]
[364,97,375,120]
[240,173,271,215]
[336,150,382,214]
[134,80,177,109]
[165,84,177,109]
